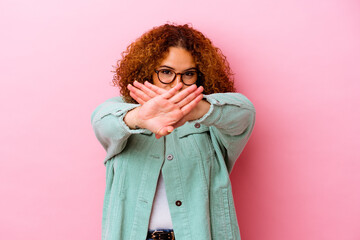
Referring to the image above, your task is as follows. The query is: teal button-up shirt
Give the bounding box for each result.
[91,93,256,240]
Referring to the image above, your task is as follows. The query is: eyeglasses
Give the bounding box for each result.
[154,69,199,86]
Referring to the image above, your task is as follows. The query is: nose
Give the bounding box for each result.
[170,73,182,87]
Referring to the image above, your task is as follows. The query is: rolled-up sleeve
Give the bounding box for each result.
[91,97,151,164]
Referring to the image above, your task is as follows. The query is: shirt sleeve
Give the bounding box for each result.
[91,97,151,164]
[197,93,256,172]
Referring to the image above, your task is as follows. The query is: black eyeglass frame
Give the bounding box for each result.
[154,69,202,86]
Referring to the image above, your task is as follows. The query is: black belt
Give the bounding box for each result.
[147,230,175,240]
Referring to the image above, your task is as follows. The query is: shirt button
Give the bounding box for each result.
[194,123,201,128]
[167,154,173,161]
[175,200,182,206]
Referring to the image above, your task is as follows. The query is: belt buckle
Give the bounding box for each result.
[151,230,163,239]
[150,230,175,240]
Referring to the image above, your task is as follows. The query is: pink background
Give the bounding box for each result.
[1,0,359,239]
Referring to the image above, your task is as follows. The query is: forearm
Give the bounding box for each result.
[184,100,211,121]
[91,97,143,162]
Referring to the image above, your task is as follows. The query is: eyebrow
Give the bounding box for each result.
[158,65,197,71]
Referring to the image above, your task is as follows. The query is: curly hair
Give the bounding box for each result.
[112,23,235,103]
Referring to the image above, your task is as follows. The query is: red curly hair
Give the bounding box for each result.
[113,23,235,103]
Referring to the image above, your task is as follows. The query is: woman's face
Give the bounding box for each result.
[153,47,197,91]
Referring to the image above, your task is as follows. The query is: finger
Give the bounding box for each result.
[133,81,158,98]
[158,126,174,135]
[130,91,145,105]
[144,81,167,95]
[177,86,204,108]
[128,84,151,102]
[168,84,197,103]
[161,83,183,99]
[180,94,203,116]
[172,86,203,107]
[164,126,174,134]
[155,126,174,138]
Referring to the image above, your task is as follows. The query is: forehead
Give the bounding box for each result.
[159,47,195,69]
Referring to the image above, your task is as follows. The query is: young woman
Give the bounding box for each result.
[91,23,256,240]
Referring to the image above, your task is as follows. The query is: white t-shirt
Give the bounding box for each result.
[148,173,173,230]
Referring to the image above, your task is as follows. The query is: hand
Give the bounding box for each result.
[127,81,204,138]
[130,81,210,128]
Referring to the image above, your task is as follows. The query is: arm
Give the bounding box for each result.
[197,93,256,172]
[91,97,149,164]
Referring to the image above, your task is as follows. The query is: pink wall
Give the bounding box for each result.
[1,0,359,239]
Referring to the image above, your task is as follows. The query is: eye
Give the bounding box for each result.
[159,69,172,75]
[184,71,196,76]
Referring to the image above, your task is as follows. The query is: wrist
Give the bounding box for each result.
[133,107,144,129]
[189,100,210,121]
[124,107,143,130]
